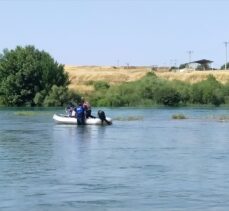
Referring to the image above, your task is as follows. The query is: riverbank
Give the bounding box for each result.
[65,65,229,94]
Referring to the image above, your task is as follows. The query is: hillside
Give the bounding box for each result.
[65,65,229,94]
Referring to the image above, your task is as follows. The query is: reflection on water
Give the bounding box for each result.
[0,107,229,210]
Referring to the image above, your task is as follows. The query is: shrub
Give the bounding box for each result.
[155,85,181,106]
[94,81,110,90]
[190,75,224,105]
[33,91,46,106]
[42,85,81,107]
[172,114,187,119]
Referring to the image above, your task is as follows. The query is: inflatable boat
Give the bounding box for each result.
[53,113,112,125]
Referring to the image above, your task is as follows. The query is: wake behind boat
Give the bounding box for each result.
[53,113,112,125]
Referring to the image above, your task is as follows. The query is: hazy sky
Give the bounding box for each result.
[1,0,229,68]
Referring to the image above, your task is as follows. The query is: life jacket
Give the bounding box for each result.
[76,105,85,118]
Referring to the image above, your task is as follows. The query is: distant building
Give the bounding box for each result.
[187,59,213,70]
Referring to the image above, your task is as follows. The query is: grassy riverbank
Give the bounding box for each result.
[65,65,229,94]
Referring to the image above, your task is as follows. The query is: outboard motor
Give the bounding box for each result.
[98,110,111,125]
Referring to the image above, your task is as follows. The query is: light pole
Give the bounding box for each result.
[187,50,193,68]
[224,42,229,70]
[117,59,119,67]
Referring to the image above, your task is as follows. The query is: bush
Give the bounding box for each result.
[33,90,46,106]
[43,85,68,107]
[157,88,181,106]
[172,114,187,119]
[42,85,81,107]
[94,81,110,90]
[189,75,224,105]
[169,80,190,104]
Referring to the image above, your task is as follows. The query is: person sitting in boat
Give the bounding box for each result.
[81,97,95,119]
[65,102,75,117]
[75,102,85,125]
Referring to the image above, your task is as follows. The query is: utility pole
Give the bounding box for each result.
[224,42,229,70]
[187,50,193,68]
[117,59,119,67]
[126,62,129,69]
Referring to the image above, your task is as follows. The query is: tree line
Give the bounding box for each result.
[0,45,229,107]
[89,72,229,107]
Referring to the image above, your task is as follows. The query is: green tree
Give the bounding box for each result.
[220,62,229,70]
[170,80,191,104]
[190,75,224,105]
[155,85,181,106]
[0,45,69,106]
[43,85,81,107]
[179,63,187,69]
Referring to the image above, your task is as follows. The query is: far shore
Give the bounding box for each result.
[65,65,229,94]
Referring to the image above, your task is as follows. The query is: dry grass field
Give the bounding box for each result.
[65,66,149,93]
[156,71,229,84]
[65,65,229,94]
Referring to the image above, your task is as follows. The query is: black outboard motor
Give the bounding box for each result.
[98,110,111,125]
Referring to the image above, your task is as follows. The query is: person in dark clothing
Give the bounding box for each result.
[81,97,95,118]
[75,103,85,125]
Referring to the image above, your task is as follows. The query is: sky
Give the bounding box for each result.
[0,0,229,68]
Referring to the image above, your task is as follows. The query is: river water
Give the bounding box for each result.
[0,107,229,211]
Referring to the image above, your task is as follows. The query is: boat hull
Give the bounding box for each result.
[53,114,112,125]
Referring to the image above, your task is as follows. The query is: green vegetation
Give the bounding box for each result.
[0,45,80,106]
[89,72,229,107]
[1,46,229,107]
[221,62,229,70]
[94,81,110,90]
[172,114,187,119]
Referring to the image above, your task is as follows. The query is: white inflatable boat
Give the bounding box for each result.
[53,113,112,125]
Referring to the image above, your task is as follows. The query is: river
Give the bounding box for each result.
[0,107,229,211]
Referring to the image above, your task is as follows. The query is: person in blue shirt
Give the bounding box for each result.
[75,102,85,125]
